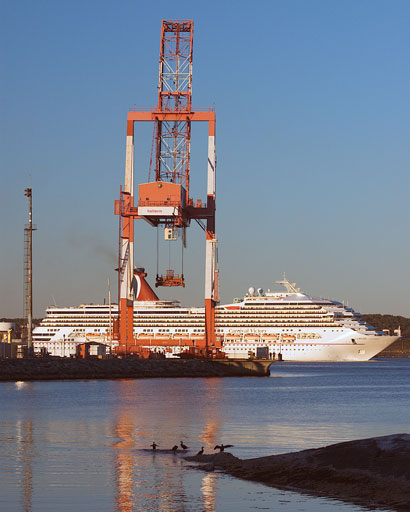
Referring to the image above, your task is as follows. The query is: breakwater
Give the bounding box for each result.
[0,357,272,381]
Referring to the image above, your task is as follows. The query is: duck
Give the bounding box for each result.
[180,441,188,450]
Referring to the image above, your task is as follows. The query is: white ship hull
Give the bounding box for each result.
[223,335,398,362]
[33,316,398,362]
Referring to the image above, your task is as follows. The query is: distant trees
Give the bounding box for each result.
[361,314,410,337]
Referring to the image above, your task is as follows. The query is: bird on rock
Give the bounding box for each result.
[214,444,234,452]
[196,447,204,456]
[180,441,188,450]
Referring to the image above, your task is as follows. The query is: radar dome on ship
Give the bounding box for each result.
[248,287,255,296]
[257,288,263,296]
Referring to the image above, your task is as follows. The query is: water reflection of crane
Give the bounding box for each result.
[199,378,222,446]
[112,378,223,511]
[201,473,218,512]
[113,379,191,511]
[113,414,135,512]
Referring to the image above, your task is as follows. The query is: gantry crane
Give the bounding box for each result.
[115,20,219,355]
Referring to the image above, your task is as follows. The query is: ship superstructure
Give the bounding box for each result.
[32,277,398,361]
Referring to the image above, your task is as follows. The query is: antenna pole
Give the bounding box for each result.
[24,187,36,354]
[108,278,112,353]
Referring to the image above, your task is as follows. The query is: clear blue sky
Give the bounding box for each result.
[1,0,410,317]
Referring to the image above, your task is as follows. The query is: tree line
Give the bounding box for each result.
[361,314,410,337]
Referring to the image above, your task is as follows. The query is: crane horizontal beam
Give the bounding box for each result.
[127,111,215,123]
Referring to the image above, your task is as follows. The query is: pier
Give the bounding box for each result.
[0,357,273,381]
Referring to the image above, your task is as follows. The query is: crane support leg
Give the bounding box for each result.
[125,120,135,299]
[118,120,136,352]
[204,121,219,353]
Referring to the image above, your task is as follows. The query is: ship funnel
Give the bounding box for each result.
[134,268,159,301]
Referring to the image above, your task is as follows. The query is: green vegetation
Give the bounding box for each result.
[361,314,410,337]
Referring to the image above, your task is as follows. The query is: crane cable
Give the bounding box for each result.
[156,226,159,277]
[181,232,184,277]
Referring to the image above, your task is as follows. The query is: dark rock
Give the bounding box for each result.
[186,434,410,512]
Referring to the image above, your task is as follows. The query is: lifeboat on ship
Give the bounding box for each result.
[224,334,242,342]
[244,334,260,341]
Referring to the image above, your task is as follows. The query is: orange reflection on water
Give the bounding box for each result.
[114,419,135,512]
[200,421,220,445]
[201,472,218,512]
[199,378,222,447]
[111,377,226,511]
[114,380,137,512]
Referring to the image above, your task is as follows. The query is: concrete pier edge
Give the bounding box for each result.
[0,357,273,381]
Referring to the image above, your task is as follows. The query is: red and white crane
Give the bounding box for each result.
[115,20,219,355]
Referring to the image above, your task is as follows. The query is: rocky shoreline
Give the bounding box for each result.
[186,434,410,511]
[0,357,270,381]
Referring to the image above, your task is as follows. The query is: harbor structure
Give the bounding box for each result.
[115,20,218,355]
[27,21,399,362]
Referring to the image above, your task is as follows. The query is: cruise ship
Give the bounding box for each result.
[32,273,398,361]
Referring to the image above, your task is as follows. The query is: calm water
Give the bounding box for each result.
[1,359,409,512]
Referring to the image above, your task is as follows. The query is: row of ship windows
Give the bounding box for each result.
[39,325,341,332]
[46,306,327,315]
[44,308,336,320]
[43,310,333,321]
[146,329,332,335]
[38,328,102,333]
[35,342,77,346]
[217,315,333,319]
[230,347,316,351]
[41,320,339,327]
[240,307,325,311]
[35,328,343,341]
[136,317,336,322]
[155,329,205,333]
[34,331,342,340]
[136,322,337,327]
[138,318,335,321]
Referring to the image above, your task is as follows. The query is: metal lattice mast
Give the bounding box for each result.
[24,188,36,352]
[155,20,193,198]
